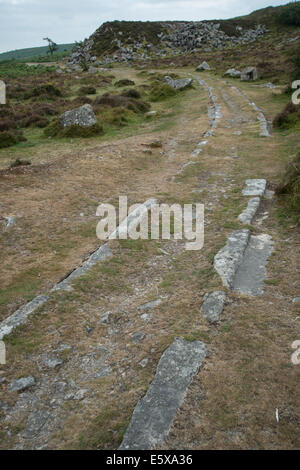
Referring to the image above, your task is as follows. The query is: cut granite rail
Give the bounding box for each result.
[191,77,222,157]
[119,338,207,450]
[238,179,266,224]
[214,179,273,296]
[231,86,271,137]
[0,199,157,340]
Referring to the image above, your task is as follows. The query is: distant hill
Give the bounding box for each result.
[0,43,75,62]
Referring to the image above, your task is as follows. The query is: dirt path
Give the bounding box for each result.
[0,71,299,450]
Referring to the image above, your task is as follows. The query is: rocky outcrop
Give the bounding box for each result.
[66,21,268,67]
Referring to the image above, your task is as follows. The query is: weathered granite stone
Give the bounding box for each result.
[214,230,250,289]
[22,410,50,439]
[201,291,226,323]
[238,197,261,224]
[9,376,35,392]
[59,104,97,128]
[132,332,145,343]
[233,234,273,296]
[196,61,211,71]
[119,338,207,450]
[241,66,258,81]
[42,356,64,369]
[224,68,241,78]
[137,299,162,311]
[242,179,266,197]
[163,76,193,90]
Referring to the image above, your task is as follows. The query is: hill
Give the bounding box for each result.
[66,2,300,67]
[0,43,75,62]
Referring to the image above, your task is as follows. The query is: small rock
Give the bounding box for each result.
[138,299,161,311]
[292,297,300,303]
[132,332,145,343]
[196,61,211,71]
[9,376,35,392]
[42,356,64,369]
[139,358,149,368]
[65,389,88,401]
[141,313,150,322]
[201,291,226,323]
[100,311,112,324]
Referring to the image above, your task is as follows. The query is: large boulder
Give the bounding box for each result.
[241,66,258,81]
[163,76,193,90]
[224,68,241,78]
[59,104,97,128]
[196,61,211,71]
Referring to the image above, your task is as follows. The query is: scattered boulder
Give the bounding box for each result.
[241,66,258,81]
[9,376,35,392]
[163,76,193,90]
[224,68,241,78]
[59,104,97,128]
[201,291,226,323]
[196,61,211,71]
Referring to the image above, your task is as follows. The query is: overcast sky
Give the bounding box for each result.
[0,0,287,53]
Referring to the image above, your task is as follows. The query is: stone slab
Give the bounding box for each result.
[119,338,207,450]
[233,234,274,296]
[214,230,250,289]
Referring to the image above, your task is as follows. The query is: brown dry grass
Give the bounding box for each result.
[0,66,299,450]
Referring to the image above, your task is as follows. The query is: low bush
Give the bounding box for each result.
[114,79,135,87]
[148,84,177,102]
[0,130,26,148]
[277,3,300,27]
[273,101,300,129]
[121,88,141,99]
[23,83,62,100]
[94,93,150,113]
[276,153,300,223]
[78,86,97,95]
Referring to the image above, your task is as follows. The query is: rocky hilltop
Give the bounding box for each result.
[67,20,267,67]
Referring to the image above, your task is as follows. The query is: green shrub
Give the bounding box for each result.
[97,106,133,127]
[121,88,141,99]
[78,86,97,95]
[276,153,300,223]
[114,79,135,87]
[148,84,177,102]
[44,119,103,138]
[277,3,300,27]
[94,93,150,113]
[273,101,300,129]
[24,83,62,100]
[0,130,26,148]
